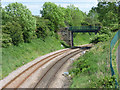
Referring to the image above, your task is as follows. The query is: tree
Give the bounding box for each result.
[3,2,36,43]
[40,2,65,32]
[65,5,86,26]
[4,21,24,45]
[34,16,50,38]
[94,2,118,26]
[88,8,99,24]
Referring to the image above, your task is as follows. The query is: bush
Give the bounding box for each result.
[2,33,12,47]
[3,21,24,45]
[90,26,112,44]
[70,41,116,88]
[110,24,119,32]
[35,16,50,39]
[95,75,116,88]
[99,27,112,37]
[36,24,48,39]
[2,2,36,43]
[90,34,109,44]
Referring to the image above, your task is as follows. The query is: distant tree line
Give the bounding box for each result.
[2,1,120,47]
[2,2,36,47]
[89,1,120,43]
[1,2,91,47]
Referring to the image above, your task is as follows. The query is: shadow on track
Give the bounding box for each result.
[70,46,92,50]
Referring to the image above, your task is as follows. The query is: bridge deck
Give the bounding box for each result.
[69,26,101,32]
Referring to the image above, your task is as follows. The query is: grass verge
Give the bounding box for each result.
[2,36,64,79]
[69,41,116,88]
[73,33,95,46]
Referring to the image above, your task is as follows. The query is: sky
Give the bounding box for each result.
[1,0,98,16]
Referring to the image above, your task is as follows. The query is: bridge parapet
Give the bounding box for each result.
[69,26,101,32]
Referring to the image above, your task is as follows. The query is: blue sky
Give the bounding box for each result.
[1,0,98,16]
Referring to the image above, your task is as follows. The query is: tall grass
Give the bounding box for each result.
[73,33,95,46]
[2,36,64,79]
[70,41,116,88]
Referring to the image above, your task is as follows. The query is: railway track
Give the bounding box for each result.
[34,49,81,88]
[0,47,88,89]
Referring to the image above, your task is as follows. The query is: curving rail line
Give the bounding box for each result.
[34,49,82,88]
[1,49,70,89]
[1,48,87,89]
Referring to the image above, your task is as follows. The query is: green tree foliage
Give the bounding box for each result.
[94,2,118,26]
[41,2,65,32]
[65,5,86,26]
[59,6,73,26]
[2,2,36,43]
[34,16,50,38]
[2,8,13,47]
[2,32,12,48]
[4,21,24,45]
[87,8,101,26]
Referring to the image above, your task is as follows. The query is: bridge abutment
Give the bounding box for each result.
[58,27,73,47]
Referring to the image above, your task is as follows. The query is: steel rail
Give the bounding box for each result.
[2,49,70,89]
[34,49,81,88]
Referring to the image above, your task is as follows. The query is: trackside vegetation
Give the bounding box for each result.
[1,0,120,88]
[1,2,94,79]
[70,41,116,88]
[2,36,64,79]
[69,1,120,88]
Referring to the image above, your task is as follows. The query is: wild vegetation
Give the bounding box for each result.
[70,1,120,88]
[1,1,120,88]
[1,2,88,79]
[2,36,64,79]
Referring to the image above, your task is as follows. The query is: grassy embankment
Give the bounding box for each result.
[1,32,93,80]
[70,41,117,88]
[1,36,64,80]
[73,33,95,46]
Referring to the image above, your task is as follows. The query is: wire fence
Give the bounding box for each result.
[110,30,120,88]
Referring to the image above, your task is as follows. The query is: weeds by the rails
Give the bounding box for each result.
[70,41,116,88]
[2,36,64,79]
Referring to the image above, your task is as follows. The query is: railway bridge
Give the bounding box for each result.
[60,26,101,47]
